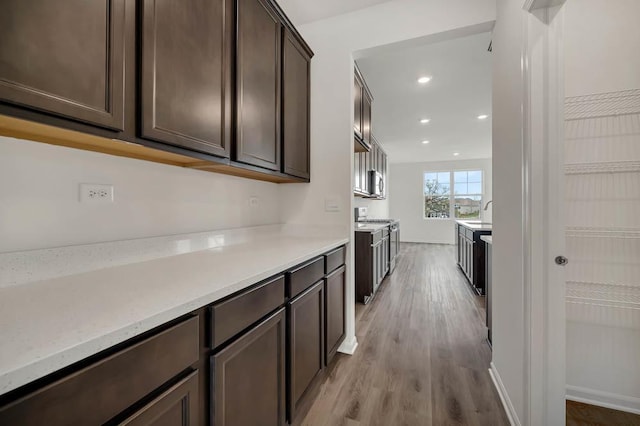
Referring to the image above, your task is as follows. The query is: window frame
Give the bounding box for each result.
[423,169,484,220]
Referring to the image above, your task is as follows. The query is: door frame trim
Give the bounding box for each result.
[522,1,567,425]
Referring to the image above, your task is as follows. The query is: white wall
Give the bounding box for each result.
[564,0,640,98]
[491,0,526,422]
[0,137,281,252]
[279,0,496,353]
[563,0,640,412]
[389,158,492,244]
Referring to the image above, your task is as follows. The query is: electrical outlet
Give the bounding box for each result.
[80,183,114,203]
[248,197,259,207]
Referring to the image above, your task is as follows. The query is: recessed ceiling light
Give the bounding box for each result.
[420,118,430,124]
[477,114,489,120]
[421,140,430,144]
[417,76,432,84]
[453,152,460,156]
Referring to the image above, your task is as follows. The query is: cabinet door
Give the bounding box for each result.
[362,91,372,146]
[213,309,286,426]
[119,371,199,426]
[236,0,281,171]
[354,74,363,138]
[362,152,370,194]
[354,150,361,192]
[0,0,127,130]
[282,31,311,179]
[140,0,232,157]
[288,281,324,422]
[325,266,346,365]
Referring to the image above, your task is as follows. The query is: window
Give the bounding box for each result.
[424,172,451,218]
[424,170,483,219]
[454,170,483,219]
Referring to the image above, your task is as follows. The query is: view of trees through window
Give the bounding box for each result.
[424,170,483,219]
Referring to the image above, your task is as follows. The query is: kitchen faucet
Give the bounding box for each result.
[484,200,493,211]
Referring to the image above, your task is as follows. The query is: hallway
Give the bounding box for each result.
[303,243,509,425]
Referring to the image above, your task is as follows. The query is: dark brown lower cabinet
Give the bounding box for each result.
[324,265,346,365]
[0,316,199,426]
[288,281,324,424]
[212,308,286,426]
[119,371,199,426]
[0,246,346,426]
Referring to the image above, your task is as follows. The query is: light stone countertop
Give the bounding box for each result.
[354,223,389,232]
[481,235,493,245]
[0,225,348,396]
[456,220,493,231]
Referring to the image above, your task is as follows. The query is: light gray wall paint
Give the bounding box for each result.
[0,137,281,252]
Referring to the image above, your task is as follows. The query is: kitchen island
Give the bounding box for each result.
[456,220,492,295]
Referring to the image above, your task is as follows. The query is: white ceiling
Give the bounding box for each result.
[277,0,392,26]
[357,32,492,163]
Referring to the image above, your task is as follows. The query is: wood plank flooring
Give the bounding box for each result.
[566,401,640,426]
[302,243,509,425]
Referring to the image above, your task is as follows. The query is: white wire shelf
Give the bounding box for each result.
[565,88,640,120]
[566,227,640,239]
[565,161,640,175]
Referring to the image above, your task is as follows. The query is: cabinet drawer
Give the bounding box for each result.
[0,316,199,426]
[465,228,474,240]
[287,257,325,298]
[371,230,382,245]
[211,275,285,349]
[382,227,390,238]
[324,246,345,274]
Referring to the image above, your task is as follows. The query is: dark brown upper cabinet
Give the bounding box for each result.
[362,90,372,148]
[236,0,282,171]
[140,0,232,158]
[0,0,127,130]
[0,0,313,184]
[353,65,372,153]
[282,30,312,180]
[353,73,363,141]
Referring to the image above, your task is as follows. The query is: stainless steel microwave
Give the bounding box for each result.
[369,171,384,197]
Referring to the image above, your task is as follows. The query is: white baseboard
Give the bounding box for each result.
[566,385,640,415]
[337,335,358,355]
[489,363,521,426]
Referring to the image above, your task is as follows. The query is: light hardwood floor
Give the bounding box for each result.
[302,243,510,425]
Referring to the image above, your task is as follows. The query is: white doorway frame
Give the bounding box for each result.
[522,1,567,425]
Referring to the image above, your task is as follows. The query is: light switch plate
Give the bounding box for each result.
[325,198,340,212]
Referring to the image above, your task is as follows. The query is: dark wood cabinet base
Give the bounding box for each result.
[0,245,346,426]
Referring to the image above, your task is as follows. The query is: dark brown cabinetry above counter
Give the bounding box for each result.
[353,65,372,153]
[0,245,346,426]
[0,0,312,184]
[140,0,232,158]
